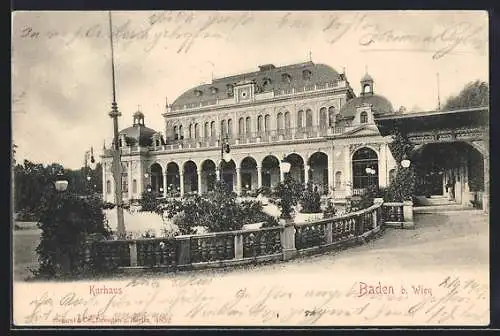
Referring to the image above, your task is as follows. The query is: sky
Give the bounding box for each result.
[12,11,488,169]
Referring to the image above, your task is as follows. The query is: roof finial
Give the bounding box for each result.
[365,65,368,74]
[309,51,312,62]
[103,140,106,150]
[137,104,141,111]
[165,96,168,108]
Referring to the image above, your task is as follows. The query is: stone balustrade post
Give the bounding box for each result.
[176,236,191,268]
[234,233,244,260]
[403,200,414,229]
[129,241,138,267]
[280,219,297,261]
[326,221,333,244]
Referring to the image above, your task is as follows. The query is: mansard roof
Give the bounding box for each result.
[171,61,342,108]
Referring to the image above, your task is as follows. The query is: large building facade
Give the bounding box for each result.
[101,61,400,202]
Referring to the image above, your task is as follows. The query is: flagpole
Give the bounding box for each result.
[108,11,126,238]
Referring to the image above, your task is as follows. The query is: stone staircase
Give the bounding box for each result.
[415,195,456,206]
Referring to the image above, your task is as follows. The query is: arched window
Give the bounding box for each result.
[173,125,178,140]
[210,121,215,137]
[189,124,193,139]
[306,109,313,128]
[352,147,379,189]
[204,122,209,138]
[227,119,233,136]
[328,106,335,127]
[389,169,396,184]
[264,114,270,132]
[297,110,304,128]
[239,117,245,135]
[194,123,200,139]
[277,112,284,131]
[246,116,251,134]
[360,111,368,123]
[282,73,292,84]
[257,115,263,133]
[302,69,312,80]
[132,179,137,194]
[220,120,226,136]
[319,107,327,128]
[178,125,184,139]
[106,180,111,194]
[335,171,342,190]
[363,84,371,94]
[284,111,291,129]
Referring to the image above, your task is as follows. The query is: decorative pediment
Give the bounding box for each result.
[342,124,380,137]
[349,142,381,154]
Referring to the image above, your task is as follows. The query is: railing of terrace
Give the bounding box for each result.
[86,200,408,273]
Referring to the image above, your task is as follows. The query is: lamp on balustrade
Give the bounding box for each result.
[280,157,291,174]
[54,170,69,192]
[401,155,411,168]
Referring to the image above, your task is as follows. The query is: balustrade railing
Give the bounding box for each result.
[86,200,403,273]
[382,202,404,223]
[242,227,282,258]
[92,240,131,270]
[136,238,176,269]
[190,233,235,263]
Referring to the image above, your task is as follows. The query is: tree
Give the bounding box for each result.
[270,174,304,219]
[300,181,322,213]
[34,192,111,278]
[386,130,417,202]
[443,80,489,110]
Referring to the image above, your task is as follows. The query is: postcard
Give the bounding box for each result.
[12,10,489,327]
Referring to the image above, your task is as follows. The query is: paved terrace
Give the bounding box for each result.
[13,208,489,326]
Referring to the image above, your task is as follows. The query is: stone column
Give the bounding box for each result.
[257,166,262,188]
[129,241,138,267]
[304,165,310,185]
[162,172,168,198]
[280,219,297,261]
[236,168,242,195]
[198,171,203,195]
[180,173,185,197]
[403,201,414,229]
[216,167,221,181]
[379,144,387,187]
[280,166,285,182]
[138,161,144,196]
[328,150,334,196]
[344,145,351,196]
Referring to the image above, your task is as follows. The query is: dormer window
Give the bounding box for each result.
[360,111,368,123]
[210,87,218,95]
[302,69,312,80]
[281,73,292,84]
[226,84,234,97]
[262,77,272,88]
[194,89,203,97]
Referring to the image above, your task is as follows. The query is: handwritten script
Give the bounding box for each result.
[15,274,488,326]
[15,12,487,59]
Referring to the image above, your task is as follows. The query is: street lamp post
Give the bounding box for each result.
[108,11,125,238]
[54,170,69,192]
[219,134,231,181]
[279,157,292,219]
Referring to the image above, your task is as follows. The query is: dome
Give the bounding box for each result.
[171,62,342,109]
[133,110,144,118]
[119,112,159,147]
[340,94,394,117]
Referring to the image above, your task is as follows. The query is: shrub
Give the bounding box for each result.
[300,182,322,213]
[323,200,337,219]
[34,193,111,278]
[139,190,160,212]
[160,181,277,233]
